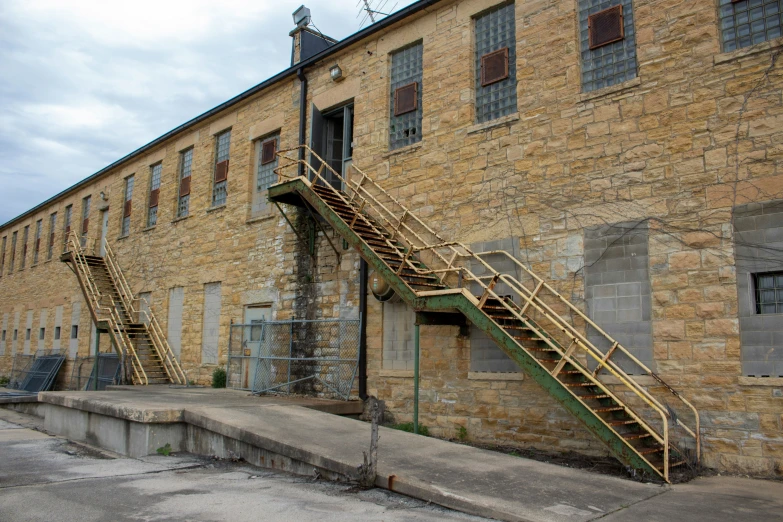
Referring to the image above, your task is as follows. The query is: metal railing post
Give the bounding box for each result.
[414,323,420,435]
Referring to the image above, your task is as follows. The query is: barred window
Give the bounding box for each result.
[33,219,42,265]
[63,205,72,251]
[47,213,56,260]
[578,0,638,93]
[475,2,517,123]
[178,148,193,218]
[389,42,423,150]
[212,130,231,207]
[147,163,162,227]
[20,226,28,270]
[719,0,782,52]
[755,272,783,314]
[121,175,134,237]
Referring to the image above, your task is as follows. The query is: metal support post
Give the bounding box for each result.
[414,323,420,435]
[93,328,100,390]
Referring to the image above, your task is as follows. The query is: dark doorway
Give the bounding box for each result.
[310,103,353,191]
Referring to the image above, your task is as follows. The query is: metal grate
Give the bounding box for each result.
[212,130,231,207]
[720,0,782,52]
[475,2,517,123]
[227,319,360,400]
[579,0,637,92]
[755,271,783,314]
[178,148,193,218]
[9,354,65,393]
[389,42,423,150]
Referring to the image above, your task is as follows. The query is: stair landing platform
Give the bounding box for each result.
[14,387,664,522]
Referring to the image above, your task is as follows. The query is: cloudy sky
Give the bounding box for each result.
[0,0,415,225]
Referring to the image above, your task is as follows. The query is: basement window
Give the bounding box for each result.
[13,330,17,341]
[39,327,45,340]
[25,328,30,340]
[1,330,5,341]
[389,41,423,150]
[54,326,61,340]
[474,2,517,123]
[720,0,782,52]
[71,325,79,339]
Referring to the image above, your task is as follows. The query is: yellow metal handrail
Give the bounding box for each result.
[272,145,700,480]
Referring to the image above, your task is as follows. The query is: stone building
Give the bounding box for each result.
[1,0,782,478]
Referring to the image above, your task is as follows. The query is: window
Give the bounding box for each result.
[0,236,5,276]
[122,175,134,236]
[475,2,517,123]
[147,163,162,227]
[578,0,638,92]
[63,205,72,251]
[9,231,17,273]
[178,148,193,218]
[754,272,783,314]
[81,195,91,243]
[253,133,279,215]
[71,325,78,339]
[39,327,45,340]
[720,0,782,52]
[13,330,18,341]
[212,130,231,207]
[390,42,423,149]
[48,213,56,260]
[20,225,28,269]
[54,326,61,340]
[33,219,42,264]
[25,328,31,340]
[1,330,5,341]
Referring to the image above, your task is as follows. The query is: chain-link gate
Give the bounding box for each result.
[227,319,360,400]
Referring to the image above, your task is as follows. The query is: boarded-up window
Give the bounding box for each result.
[178,148,193,218]
[389,41,423,150]
[202,282,222,365]
[147,163,162,227]
[475,3,517,123]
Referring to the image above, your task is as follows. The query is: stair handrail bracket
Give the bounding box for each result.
[270,145,700,481]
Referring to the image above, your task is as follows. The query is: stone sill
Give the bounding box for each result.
[246,214,276,225]
[379,369,413,378]
[382,142,423,159]
[467,372,523,381]
[579,77,642,103]
[714,37,783,66]
[206,204,227,214]
[142,226,156,233]
[171,215,190,224]
[599,375,656,386]
[738,376,783,386]
[116,235,129,241]
[466,113,520,135]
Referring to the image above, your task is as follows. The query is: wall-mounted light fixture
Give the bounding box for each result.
[99,191,107,201]
[330,64,343,82]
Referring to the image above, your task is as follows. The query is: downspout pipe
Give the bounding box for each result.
[297,67,308,178]
[358,259,368,400]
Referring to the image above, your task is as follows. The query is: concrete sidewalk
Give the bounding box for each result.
[21,387,783,522]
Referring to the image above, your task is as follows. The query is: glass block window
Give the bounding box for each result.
[719,0,782,52]
[121,175,134,237]
[578,0,638,93]
[47,213,56,260]
[475,2,517,123]
[178,148,193,218]
[389,42,423,150]
[20,226,28,269]
[257,134,279,193]
[212,130,231,207]
[755,271,783,314]
[147,163,162,227]
[33,219,42,264]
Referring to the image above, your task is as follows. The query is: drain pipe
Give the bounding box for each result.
[358,259,368,400]
[297,67,308,178]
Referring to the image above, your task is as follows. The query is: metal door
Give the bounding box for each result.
[243,306,269,389]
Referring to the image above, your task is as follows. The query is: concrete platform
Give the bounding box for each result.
[19,386,673,522]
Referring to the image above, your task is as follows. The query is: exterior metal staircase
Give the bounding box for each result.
[269,145,701,483]
[62,232,187,386]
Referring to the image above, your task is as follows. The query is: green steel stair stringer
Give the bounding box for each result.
[268,178,664,481]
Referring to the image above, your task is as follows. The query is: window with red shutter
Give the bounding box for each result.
[215,160,229,183]
[179,176,191,197]
[261,140,277,165]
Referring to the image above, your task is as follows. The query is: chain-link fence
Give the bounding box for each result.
[69,353,121,391]
[7,354,36,390]
[227,319,360,400]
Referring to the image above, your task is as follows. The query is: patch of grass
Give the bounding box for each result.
[389,422,429,436]
[156,443,172,456]
[211,367,227,389]
[456,425,468,442]
[0,376,9,387]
